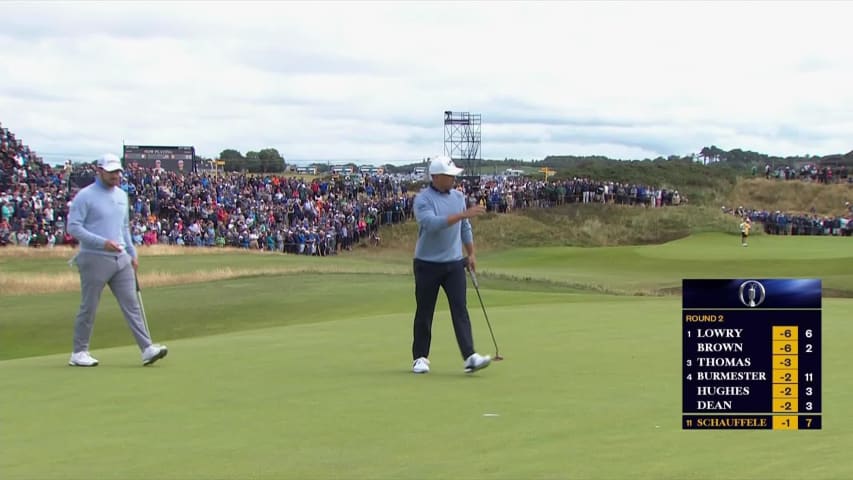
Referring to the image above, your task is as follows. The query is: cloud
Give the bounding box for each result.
[1,1,852,165]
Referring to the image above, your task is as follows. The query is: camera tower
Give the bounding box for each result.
[443,111,482,176]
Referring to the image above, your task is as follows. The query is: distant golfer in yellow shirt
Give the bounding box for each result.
[739,217,751,247]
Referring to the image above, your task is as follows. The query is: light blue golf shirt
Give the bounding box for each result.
[67,177,137,259]
[413,185,473,263]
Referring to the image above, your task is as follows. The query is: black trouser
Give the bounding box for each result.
[412,259,474,361]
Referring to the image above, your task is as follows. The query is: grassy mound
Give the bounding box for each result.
[726,177,851,215]
[378,175,849,250]
[379,205,741,250]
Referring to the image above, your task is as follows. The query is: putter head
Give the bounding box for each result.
[493,354,504,361]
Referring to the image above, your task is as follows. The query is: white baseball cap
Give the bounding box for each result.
[428,155,464,177]
[98,153,123,172]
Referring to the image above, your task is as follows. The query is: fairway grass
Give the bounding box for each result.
[1,233,852,479]
[479,233,853,296]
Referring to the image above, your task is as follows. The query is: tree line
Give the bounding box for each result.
[216,148,286,173]
[199,145,852,175]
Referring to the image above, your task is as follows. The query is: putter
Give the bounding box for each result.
[135,272,152,337]
[466,267,504,361]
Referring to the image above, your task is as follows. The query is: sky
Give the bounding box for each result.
[2,1,853,165]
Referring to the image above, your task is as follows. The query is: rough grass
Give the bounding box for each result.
[727,178,851,215]
[0,266,367,296]
[0,247,405,296]
[0,244,260,259]
[377,204,742,250]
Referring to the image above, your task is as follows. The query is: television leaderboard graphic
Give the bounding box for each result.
[682,279,822,430]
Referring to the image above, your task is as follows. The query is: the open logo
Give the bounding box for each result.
[738,280,766,308]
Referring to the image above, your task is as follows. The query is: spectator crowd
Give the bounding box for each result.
[724,205,853,237]
[761,163,850,184]
[1,122,72,248]
[460,177,684,212]
[4,119,848,252]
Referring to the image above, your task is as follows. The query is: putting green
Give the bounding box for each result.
[1,234,851,478]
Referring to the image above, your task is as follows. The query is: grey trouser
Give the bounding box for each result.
[73,252,152,353]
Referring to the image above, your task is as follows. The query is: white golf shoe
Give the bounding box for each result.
[464,353,491,373]
[68,351,99,367]
[412,357,430,374]
[142,344,168,366]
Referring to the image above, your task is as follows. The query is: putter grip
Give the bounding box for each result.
[469,270,480,289]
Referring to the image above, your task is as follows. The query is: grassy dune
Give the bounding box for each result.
[379,177,851,251]
[377,204,743,250]
[727,178,851,216]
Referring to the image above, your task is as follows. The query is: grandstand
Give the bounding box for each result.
[0,121,74,247]
[1,122,35,189]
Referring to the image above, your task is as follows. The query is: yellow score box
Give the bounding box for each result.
[773,370,798,383]
[773,399,799,412]
[773,416,799,430]
[773,340,798,354]
[773,355,799,369]
[772,326,799,340]
[773,384,798,398]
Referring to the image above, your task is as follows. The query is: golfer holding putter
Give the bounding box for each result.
[66,153,168,367]
[411,155,491,374]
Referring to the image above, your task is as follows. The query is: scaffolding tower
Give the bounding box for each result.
[443,111,481,176]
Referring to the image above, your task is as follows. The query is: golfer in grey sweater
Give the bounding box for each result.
[66,153,167,367]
